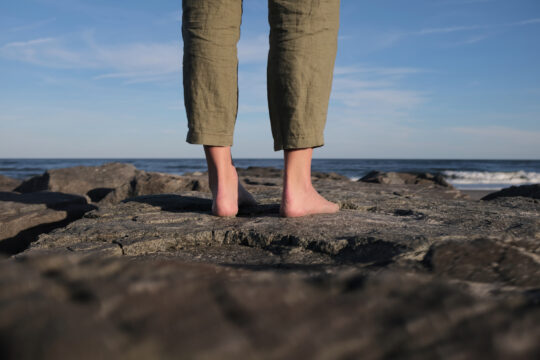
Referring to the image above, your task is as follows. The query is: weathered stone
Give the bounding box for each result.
[0,175,21,192]
[0,191,96,255]
[360,170,451,187]
[482,184,540,200]
[2,164,540,359]
[236,166,349,181]
[423,237,540,287]
[1,253,540,360]
[99,170,210,204]
[15,162,137,199]
[13,162,210,205]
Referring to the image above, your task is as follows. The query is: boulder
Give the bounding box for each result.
[3,164,540,359]
[482,184,540,201]
[236,166,349,181]
[15,162,137,199]
[14,162,210,204]
[0,174,21,191]
[0,191,96,255]
[2,254,540,360]
[359,171,451,187]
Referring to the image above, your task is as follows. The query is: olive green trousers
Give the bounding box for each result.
[182,0,340,151]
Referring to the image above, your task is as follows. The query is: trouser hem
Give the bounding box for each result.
[274,134,324,151]
[186,130,234,147]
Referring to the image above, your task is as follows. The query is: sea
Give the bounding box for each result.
[1,158,539,191]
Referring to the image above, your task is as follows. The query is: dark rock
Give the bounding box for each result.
[236,166,283,178]
[1,253,540,360]
[0,174,21,192]
[311,171,350,181]
[236,166,349,181]
[482,184,540,200]
[423,237,540,287]
[13,162,210,205]
[360,170,451,187]
[99,170,210,204]
[2,164,540,359]
[15,162,137,198]
[0,191,96,255]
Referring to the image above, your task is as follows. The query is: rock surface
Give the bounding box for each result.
[1,164,540,359]
[360,170,451,187]
[0,175,21,192]
[14,162,209,204]
[0,191,96,255]
[482,183,540,200]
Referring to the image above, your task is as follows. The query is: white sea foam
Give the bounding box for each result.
[442,170,540,185]
[347,171,540,190]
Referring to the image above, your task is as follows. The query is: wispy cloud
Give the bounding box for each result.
[8,18,57,32]
[435,0,492,5]
[0,30,271,83]
[513,18,540,26]
[379,17,540,48]
[238,34,269,63]
[413,24,489,35]
[0,32,182,83]
[330,65,428,120]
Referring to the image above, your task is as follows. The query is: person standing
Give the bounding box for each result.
[182,0,341,217]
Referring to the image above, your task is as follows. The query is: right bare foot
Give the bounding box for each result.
[280,147,340,217]
[280,183,339,217]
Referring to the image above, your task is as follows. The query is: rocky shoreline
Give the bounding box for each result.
[1,162,539,359]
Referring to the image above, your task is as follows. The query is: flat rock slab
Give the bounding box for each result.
[2,177,540,359]
[28,189,539,275]
[482,184,540,200]
[0,175,21,192]
[0,191,96,255]
[2,253,540,360]
[14,162,210,205]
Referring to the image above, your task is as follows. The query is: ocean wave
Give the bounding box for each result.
[442,170,540,185]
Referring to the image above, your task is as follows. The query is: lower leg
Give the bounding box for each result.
[280,148,339,217]
[204,145,238,217]
[204,145,257,217]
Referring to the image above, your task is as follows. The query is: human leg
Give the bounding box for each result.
[281,148,339,217]
[267,0,340,151]
[267,0,341,217]
[182,0,256,216]
[182,0,242,146]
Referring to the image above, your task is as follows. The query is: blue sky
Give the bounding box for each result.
[0,0,539,159]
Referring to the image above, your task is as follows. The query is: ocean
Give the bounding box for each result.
[1,158,539,191]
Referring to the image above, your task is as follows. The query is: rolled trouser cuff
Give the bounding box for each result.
[186,130,234,147]
[274,133,324,151]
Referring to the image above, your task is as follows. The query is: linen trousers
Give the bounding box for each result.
[182,0,340,151]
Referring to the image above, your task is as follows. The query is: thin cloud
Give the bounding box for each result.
[0,33,182,83]
[0,30,271,83]
[414,24,489,35]
[8,18,57,32]
[513,18,540,26]
[380,17,540,48]
[330,65,428,120]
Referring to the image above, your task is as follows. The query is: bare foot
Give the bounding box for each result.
[280,147,339,217]
[209,163,238,217]
[207,167,258,217]
[280,184,339,217]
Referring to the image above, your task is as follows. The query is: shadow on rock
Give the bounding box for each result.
[0,191,97,255]
[123,194,213,213]
[122,193,277,217]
